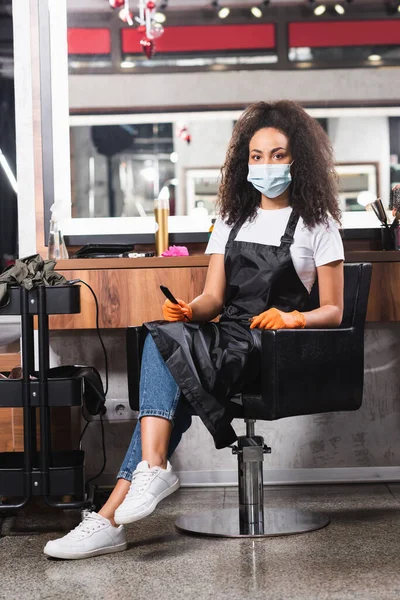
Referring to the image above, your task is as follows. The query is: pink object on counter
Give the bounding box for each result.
[161,245,189,257]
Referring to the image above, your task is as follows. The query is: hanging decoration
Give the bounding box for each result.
[109,0,165,60]
[140,37,156,59]
[135,0,165,59]
[177,125,191,145]
[119,0,135,26]
[109,0,125,8]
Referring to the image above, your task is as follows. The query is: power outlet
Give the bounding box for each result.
[103,398,138,422]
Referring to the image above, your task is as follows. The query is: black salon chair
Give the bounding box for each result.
[126,262,372,538]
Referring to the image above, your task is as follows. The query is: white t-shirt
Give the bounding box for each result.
[205,206,344,293]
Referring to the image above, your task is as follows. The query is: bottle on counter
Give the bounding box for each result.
[48,204,69,260]
[154,196,169,257]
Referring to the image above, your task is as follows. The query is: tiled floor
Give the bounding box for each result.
[1,484,400,600]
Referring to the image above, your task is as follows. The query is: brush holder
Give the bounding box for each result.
[381,225,396,251]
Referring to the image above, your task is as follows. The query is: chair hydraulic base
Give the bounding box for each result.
[175,419,330,539]
[175,507,329,538]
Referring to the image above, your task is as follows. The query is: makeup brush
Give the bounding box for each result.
[371,196,396,250]
[372,198,388,227]
[371,201,383,224]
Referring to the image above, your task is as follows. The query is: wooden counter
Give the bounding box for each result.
[51,256,209,329]
[50,252,400,328]
[55,255,210,270]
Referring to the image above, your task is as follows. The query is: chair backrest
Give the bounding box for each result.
[309,263,372,329]
[245,262,373,421]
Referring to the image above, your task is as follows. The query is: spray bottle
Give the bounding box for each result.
[48,204,69,260]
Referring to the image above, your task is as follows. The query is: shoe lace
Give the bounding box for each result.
[70,513,104,539]
[127,469,157,497]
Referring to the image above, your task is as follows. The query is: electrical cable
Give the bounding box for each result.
[68,278,109,396]
[67,278,108,488]
[85,414,107,487]
[79,420,90,449]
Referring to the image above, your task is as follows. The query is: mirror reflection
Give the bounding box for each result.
[70,113,400,219]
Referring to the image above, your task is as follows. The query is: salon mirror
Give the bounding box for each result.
[68,110,399,227]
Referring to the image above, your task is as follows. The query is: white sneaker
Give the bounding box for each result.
[114,460,180,525]
[43,512,127,560]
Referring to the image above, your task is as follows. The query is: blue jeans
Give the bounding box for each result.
[117,334,192,481]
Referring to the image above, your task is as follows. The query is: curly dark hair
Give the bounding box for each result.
[217,100,341,228]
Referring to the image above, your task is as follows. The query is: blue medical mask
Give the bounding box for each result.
[247,163,293,198]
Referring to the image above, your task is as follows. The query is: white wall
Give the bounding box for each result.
[69,68,400,111]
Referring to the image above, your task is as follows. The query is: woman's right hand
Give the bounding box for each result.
[162,299,193,322]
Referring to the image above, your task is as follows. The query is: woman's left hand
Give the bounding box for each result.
[250,307,306,330]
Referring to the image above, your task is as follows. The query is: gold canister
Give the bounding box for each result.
[154,197,169,256]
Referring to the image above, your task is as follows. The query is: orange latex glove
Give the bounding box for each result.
[162,299,193,322]
[250,307,306,330]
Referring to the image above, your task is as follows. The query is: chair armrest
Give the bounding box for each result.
[257,327,364,420]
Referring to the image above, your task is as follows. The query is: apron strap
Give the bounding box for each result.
[280,210,300,248]
[226,217,245,247]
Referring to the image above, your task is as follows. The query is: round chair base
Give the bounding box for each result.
[175,508,330,538]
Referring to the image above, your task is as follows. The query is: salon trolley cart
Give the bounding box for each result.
[0,285,91,513]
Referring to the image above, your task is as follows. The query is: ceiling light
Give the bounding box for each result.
[385,0,400,15]
[120,60,135,68]
[368,54,382,62]
[251,7,263,18]
[334,4,345,14]
[154,11,167,23]
[218,6,230,18]
[0,148,18,194]
[314,4,326,15]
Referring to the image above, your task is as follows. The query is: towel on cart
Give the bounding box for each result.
[0,254,66,307]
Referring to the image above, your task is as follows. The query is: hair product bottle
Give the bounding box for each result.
[154,196,169,256]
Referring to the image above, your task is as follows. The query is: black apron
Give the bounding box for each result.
[144,209,310,449]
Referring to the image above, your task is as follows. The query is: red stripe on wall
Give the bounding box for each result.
[68,28,111,55]
[122,24,275,54]
[289,20,400,48]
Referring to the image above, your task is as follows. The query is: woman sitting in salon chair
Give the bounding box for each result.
[44,100,344,560]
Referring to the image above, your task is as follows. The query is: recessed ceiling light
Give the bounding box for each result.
[120,61,135,68]
[154,12,167,23]
[314,4,326,16]
[218,7,230,18]
[368,54,382,62]
[334,4,345,14]
[251,7,263,18]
